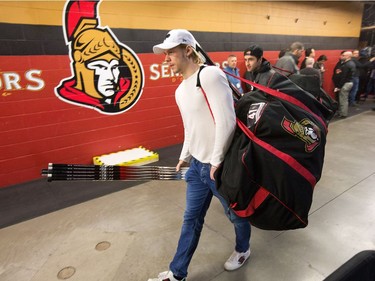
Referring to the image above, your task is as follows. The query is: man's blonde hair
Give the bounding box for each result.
[180,44,204,64]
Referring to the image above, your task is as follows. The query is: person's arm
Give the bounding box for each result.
[175,93,192,169]
[176,159,189,172]
[178,127,191,164]
[200,66,236,174]
[331,64,337,82]
[319,72,322,86]
[362,58,375,69]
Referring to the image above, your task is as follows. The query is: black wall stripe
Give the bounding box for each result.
[0,23,359,56]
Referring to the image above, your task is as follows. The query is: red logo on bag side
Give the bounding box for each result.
[281,117,321,152]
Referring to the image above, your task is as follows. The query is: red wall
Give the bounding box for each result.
[0,54,184,187]
[0,51,340,188]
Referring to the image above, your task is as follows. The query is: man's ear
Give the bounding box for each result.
[186,46,193,56]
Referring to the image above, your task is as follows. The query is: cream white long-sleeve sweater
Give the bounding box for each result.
[176,65,236,167]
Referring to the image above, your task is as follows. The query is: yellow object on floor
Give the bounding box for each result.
[93,146,159,166]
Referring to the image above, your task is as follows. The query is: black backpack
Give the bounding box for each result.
[198,65,337,230]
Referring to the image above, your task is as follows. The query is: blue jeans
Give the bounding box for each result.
[349,77,359,105]
[169,158,251,278]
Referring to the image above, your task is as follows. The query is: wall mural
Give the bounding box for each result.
[55,0,144,114]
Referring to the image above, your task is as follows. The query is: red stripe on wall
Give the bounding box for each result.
[0,50,341,188]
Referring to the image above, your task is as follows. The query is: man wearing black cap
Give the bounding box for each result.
[243,44,278,92]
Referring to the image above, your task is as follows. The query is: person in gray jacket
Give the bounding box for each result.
[275,42,305,76]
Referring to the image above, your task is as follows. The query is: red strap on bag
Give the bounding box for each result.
[236,118,317,188]
[199,86,215,124]
[224,70,327,132]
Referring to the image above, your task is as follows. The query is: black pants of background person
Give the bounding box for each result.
[357,75,370,101]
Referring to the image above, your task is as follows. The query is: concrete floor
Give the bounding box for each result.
[0,110,374,281]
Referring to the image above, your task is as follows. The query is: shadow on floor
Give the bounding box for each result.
[0,144,182,229]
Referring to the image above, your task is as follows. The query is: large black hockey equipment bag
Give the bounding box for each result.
[215,72,337,230]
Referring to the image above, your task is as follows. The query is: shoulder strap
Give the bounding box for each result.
[196,65,215,123]
[196,65,206,88]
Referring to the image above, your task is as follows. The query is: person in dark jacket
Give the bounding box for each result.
[314,54,327,87]
[332,51,346,91]
[300,57,322,86]
[356,50,375,101]
[243,44,278,92]
[332,51,355,118]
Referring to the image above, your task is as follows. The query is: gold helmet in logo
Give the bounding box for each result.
[72,19,122,99]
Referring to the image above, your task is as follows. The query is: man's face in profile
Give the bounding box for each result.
[244,55,261,72]
[87,59,120,98]
[296,48,304,59]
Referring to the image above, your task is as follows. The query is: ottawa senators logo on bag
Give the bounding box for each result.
[281,117,321,152]
[55,0,144,115]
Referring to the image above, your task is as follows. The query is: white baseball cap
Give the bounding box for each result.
[153,29,197,54]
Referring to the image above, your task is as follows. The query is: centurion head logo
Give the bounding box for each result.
[281,117,321,152]
[55,0,144,114]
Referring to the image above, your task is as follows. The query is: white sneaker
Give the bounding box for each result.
[147,271,186,281]
[224,249,251,271]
